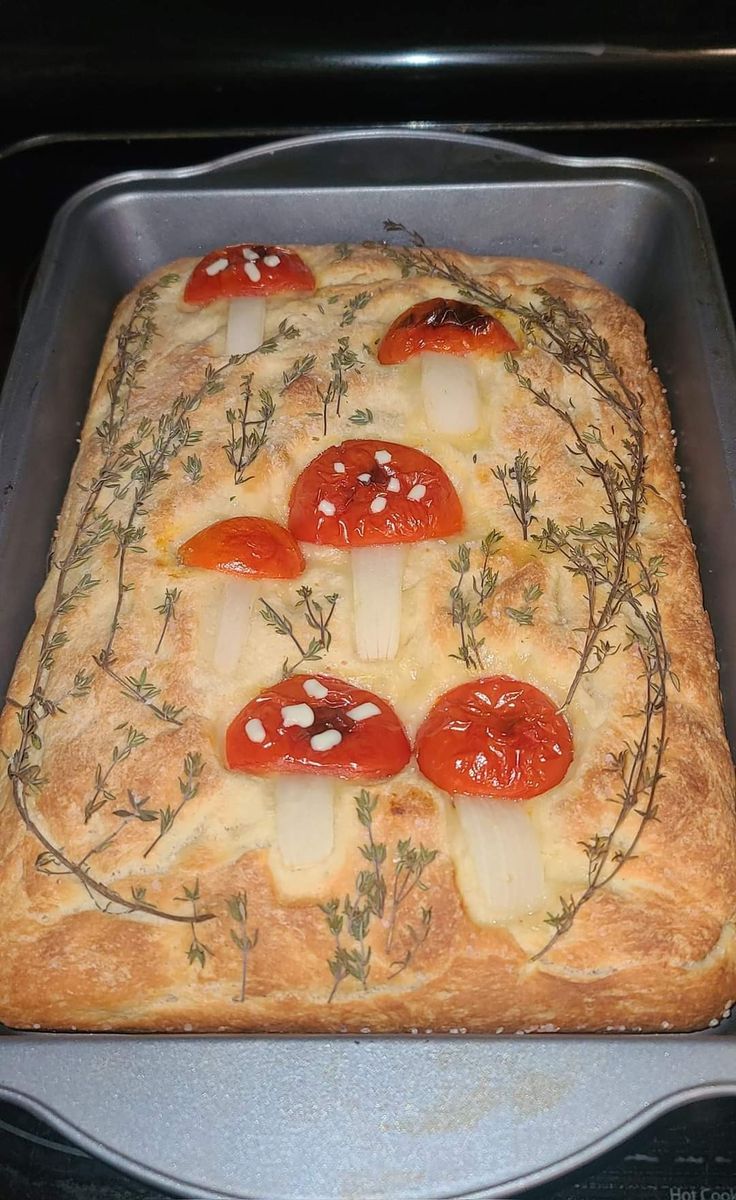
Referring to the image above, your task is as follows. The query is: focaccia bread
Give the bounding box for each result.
[1,239,735,1033]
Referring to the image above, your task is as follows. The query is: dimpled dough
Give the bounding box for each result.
[0,242,735,1032]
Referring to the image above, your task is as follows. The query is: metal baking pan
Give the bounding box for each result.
[1,129,736,1200]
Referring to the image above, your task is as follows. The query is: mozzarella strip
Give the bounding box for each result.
[350,545,406,661]
[456,797,545,922]
[274,775,335,868]
[420,351,481,435]
[213,577,256,674]
[226,296,266,356]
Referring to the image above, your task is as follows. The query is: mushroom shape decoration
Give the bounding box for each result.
[180,516,304,674]
[226,673,411,867]
[416,676,573,920]
[184,244,315,356]
[288,439,463,661]
[377,298,518,436]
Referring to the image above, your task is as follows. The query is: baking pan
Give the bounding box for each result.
[1,129,736,1199]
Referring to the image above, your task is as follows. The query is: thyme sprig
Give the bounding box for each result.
[176,879,213,968]
[492,450,539,540]
[506,583,543,626]
[321,792,437,1000]
[225,374,275,485]
[84,724,148,823]
[349,408,373,426]
[227,892,259,1002]
[155,587,180,654]
[449,531,503,669]
[259,586,339,678]
[182,454,202,484]
[380,222,669,954]
[282,354,316,392]
[340,291,372,327]
[143,752,205,859]
[4,276,213,926]
[385,841,438,952]
[317,337,362,435]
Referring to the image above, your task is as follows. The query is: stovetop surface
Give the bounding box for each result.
[1,121,736,1197]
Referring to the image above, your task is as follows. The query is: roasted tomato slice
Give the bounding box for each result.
[226,674,411,779]
[184,244,315,305]
[377,297,518,365]
[179,517,304,579]
[416,676,573,800]
[288,439,463,547]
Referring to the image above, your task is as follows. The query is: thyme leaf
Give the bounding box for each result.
[259,588,339,677]
[154,587,180,654]
[227,891,259,1002]
[492,450,539,540]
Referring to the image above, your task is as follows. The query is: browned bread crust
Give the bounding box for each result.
[1,243,734,1032]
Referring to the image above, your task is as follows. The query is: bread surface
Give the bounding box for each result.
[1,243,734,1033]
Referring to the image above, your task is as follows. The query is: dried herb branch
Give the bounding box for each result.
[492,450,539,540]
[282,354,316,392]
[182,454,202,484]
[225,374,275,486]
[176,879,214,967]
[259,586,339,678]
[449,531,503,669]
[84,724,148,823]
[317,337,362,435]
[340,291,372,327]
[93,659,185,725]
[227,892,259,1002]
[333,243,352,262]
[143,752,205,859]
[155,587,180,654]
[385,841,438,952]
[257,317,300,356]
[506,583,542,626]
[349,408,373,426]
[380,222,669,955]
[321,792,437,1001]
[5,275,213,926]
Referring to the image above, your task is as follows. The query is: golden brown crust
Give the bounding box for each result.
[1,243,734,1033]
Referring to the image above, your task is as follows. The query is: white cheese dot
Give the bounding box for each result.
[318,499,336,516]
[303,678,329,700]
[407,484,427,501]
[245,718,266,743]
[370,496,387,514]
[281,703,315,728]
[242,247,260,261]
[310,729,342,752]
[358,473,371,483]
[205,257,229,276]
[263,254,281,267]
[347,702,381,722]
[244,261,262,283]
[387,477,401,493]
[333,461,346,474]
[374,449,392,465]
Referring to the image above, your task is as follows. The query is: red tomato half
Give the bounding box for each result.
[377,298,518,365]
[184,244,315,305]
[288,439,464,548]
[416,676,573,800]
[179,517,304,579]
[226,674,411,779]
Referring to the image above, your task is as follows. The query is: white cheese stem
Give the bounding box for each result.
[226,296,266,356]
[420,352,481,435]
[350,545,406,661]
[213,577,256,674]
[274,775,335,868]
[456,797,545,921]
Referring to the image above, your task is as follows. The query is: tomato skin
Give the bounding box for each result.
[288,439,463,547]
[377,298,518,365]
[226,674,411,779]
[179,517,304,579]
[416,676,573,800]
[184,245,315,305]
